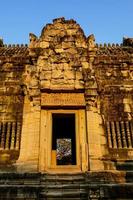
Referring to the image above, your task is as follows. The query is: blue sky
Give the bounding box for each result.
[0,0,133,44]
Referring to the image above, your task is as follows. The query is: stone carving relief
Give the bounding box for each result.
[25,18,97,108]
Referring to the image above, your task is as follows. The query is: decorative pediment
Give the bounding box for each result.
[25,18,97,108]
[28,18,89,90]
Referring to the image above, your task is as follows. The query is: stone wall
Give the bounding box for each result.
[95,43,133,121]
[94,43,133,161]
[0,45,29,165]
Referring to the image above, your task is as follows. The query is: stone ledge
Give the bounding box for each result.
[0,172,132,199]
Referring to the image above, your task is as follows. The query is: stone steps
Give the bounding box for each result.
[40,172,133,199]
[116,161,133,171]
[41,191,87,198]
[0,172,133,199]
[40,173,88,199]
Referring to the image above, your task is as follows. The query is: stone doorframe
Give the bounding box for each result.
[39,109,88,173]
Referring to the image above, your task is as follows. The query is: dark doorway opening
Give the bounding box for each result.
[52,113,76,165]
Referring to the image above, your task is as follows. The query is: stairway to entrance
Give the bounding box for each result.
[0,171,133,199]
[39,171,133,200]
[39,173,88,199]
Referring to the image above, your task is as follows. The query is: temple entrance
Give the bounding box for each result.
[52,113,76,165]
[39,109,88,172]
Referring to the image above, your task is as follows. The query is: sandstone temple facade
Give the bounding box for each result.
[0,17,133,199]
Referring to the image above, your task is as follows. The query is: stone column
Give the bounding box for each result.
[79,110,88,171]
[16,96,41,172]
[86,105,105,171]
[39,110,48,171]
[84,35,109,171]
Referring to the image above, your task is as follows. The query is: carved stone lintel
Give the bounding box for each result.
[41,93,85,107]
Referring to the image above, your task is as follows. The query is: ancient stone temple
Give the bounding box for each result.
[0,17,133,199]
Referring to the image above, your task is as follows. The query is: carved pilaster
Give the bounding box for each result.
[10,122,16,150]
[126,121,132,148]
[1,123,6,149]
[120,121,127,148]
[106,122,112,148]
[130,121,133,144]
[111,122,117,148]
[116,121,122,148]
[5,122,11,150]
[15,122,21,150]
